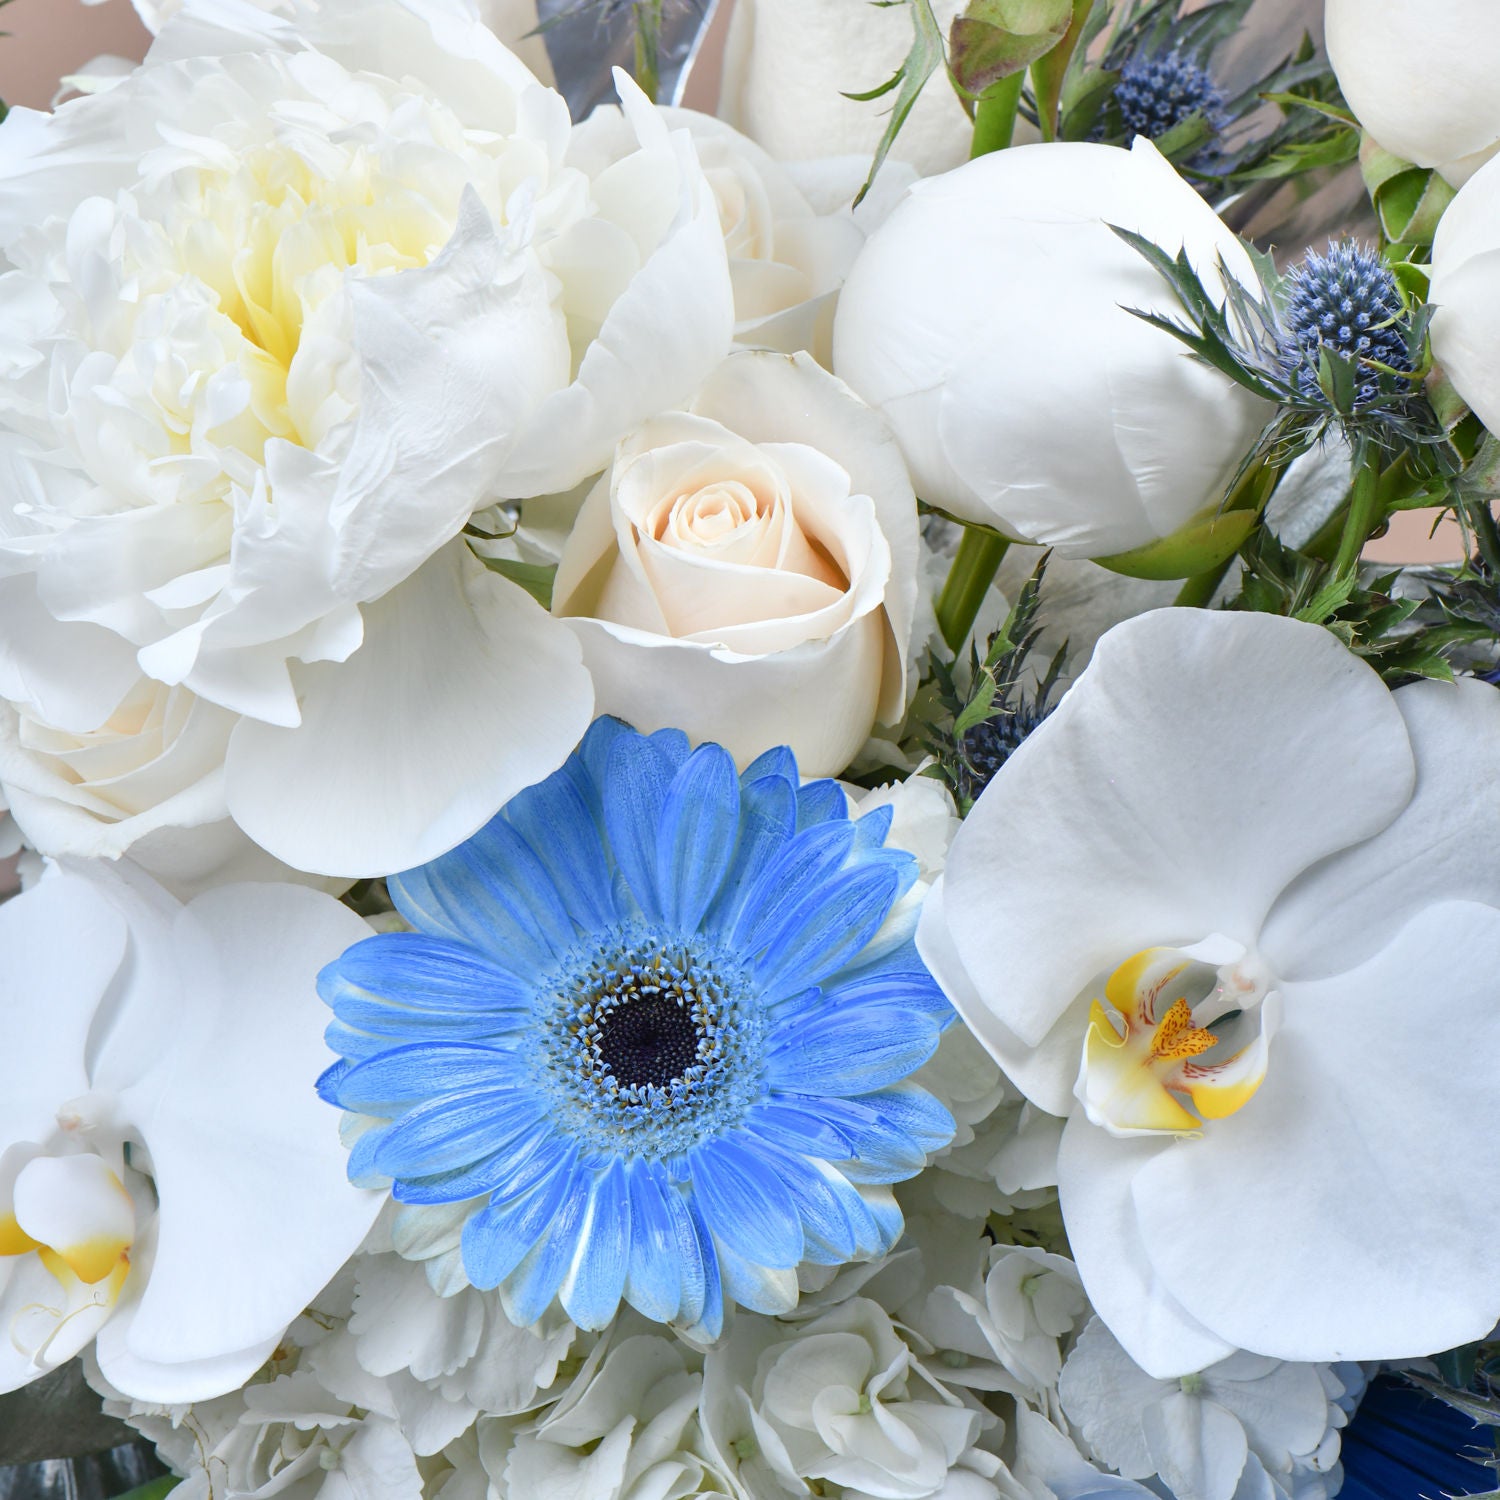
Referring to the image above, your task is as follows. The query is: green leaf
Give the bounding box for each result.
[949,0,1072,96]
[851,0,947,206]
[111,1481,179,1500]
[1096,509,1257,581]
[477,555,557,610]
[1370,160,1457,246]
[1028,0,1092,140]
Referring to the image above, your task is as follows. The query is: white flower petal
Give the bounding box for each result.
[226,542,593,878]
[1055,1124,1236,1380]
[1142,1393,1250,1500]
[927,611,1413,1060]
[1131,900,1500,1364]
[1261,675,1500,979]
[567,615,885,777]
[0,871,125,1149]
[113,882,382,1369]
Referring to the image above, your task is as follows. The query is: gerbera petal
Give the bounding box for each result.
[394,1122,566,1208]
[731,817,857,952]
[704,771,798,936]
[743,1098,858,1160]
[601,730,678,921]
[559,1158,631,1330]
[462,1154,580,1292]
[352,1088,539,1179]
[657,744,740,932]
[690,1138,804,1269]
[796,778,849,830]
[390,828,569,977]
[680,1190,725,1342]
[322,934,531,1015]
[741,745,798,788]
[503,764,621,934]
[500,1172,592,1326]
[624,1160,688,1324]
[765,1005,944,1095]
[752,863,903,996]
[326,1044,517,1114]
[713,1235,800,1316]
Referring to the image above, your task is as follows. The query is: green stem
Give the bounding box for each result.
[1170,457,1279,608]
[1173,556,1235,608]
[970,74,1025,158]
[937,527,1012,653]
[633,0,664,103]
[1332,450,1384,578]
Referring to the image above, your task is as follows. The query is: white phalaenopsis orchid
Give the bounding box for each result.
[0,859,380,1400]
[918,609,1500,1377]
[0,0,735,878]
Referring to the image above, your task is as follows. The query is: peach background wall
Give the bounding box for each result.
[0,0,1465,563]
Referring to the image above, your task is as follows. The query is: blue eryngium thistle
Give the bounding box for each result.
[1280,242,1413,408]
[1114,50,1227,143]
[317,718,955,1338]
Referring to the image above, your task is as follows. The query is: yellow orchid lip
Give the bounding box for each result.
[1,1153,136,1287]
[1075,946,1279,1139]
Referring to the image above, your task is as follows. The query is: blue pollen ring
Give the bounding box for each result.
[316,718,957,1339]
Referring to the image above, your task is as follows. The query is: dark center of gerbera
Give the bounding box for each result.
[536,928,765,1154]
[595,988,703,1088]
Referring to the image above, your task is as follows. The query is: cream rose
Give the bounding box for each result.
[552,350,918,776]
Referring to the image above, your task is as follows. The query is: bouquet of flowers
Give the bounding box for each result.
[1,0,1499,1496]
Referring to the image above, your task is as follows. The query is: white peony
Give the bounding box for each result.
[918,608,1500,1377]
[1058,1318,1343,1500]
[1325,0,1500,187]
[832,140,1271,561]
[552,349,920,776]
[85,0,555,81]
[0,859,380,1401]
[0,0,736,877]
[720,0,972,177]
[1429,151,1500,437]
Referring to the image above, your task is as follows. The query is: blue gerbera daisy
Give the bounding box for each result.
[316,718,955,1338]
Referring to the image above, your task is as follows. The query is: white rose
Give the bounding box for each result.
[720,0,972,177]
[1430,151,1500,435]
[0,0,736,877]
[572,104,883,367]
[552,349,920,777]
[1325,0,1500,187]
[832,139,1271,560]
[0,672,311,896]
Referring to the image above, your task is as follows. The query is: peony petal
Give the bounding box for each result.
[226,543,594,879]
[116,883,383,1370]
[927,611,1414,1071]
[1132,900,1500,1365]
